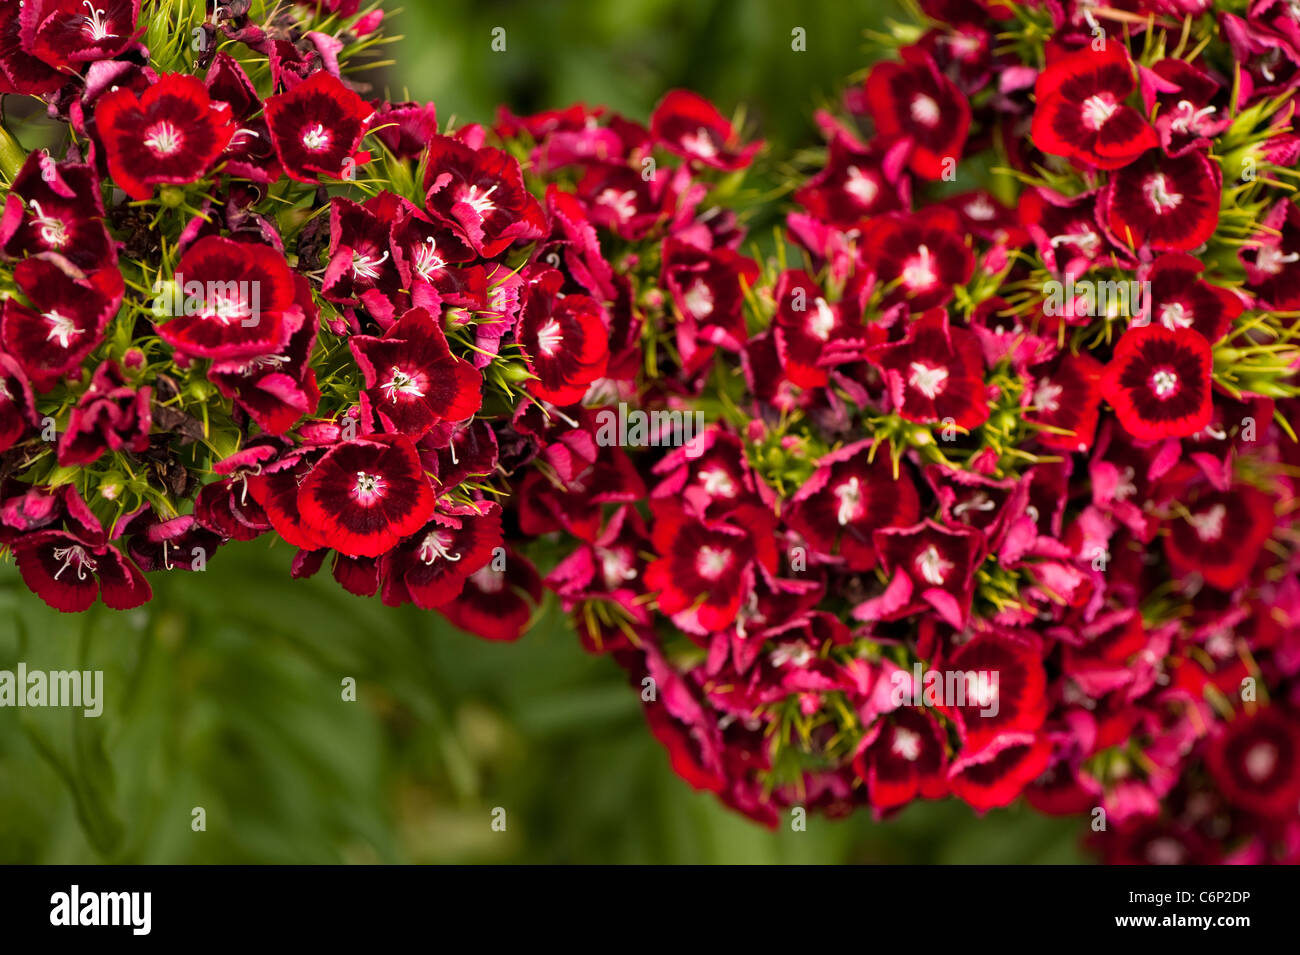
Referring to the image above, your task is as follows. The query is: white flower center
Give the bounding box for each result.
[413,236,446,279]
[809,298,835,341]
[382,367,425,401]
[82,2,114,41]
[680,127,719,159]
[834,476,864,526]
[915,545,953,586]
[1081,93,1117,130]
[1033,378,1062,413]
[891,725,922,761]
[699,467,737,497]
[695,544,733,581]
[1244,740,1278,781]
[910,94,941,126]
[683,279,715,319]
[1150,368,1179,398]
[462,183,498,215]
[352,470,386,504]
[598,547,637,588]
[301,124,332,152]
[52,545,98,581]
[535,318,564,357]
[1188,503,1226,542]
[26,200,68,248]
[1143,173,1183,213]
[844,165,879,206]
[1159,301,1191,329]
[908,361,949,399]
[596,188,638,223]
[1256,246,1300,275]
[418,530,461,565]
[352,249,390,279]
[43,310,81,349]
[900,244,938,290]
[143,121,184,157]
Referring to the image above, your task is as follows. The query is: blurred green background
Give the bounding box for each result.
[0,0,1089,863]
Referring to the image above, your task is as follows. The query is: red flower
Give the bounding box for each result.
[852,707,949,811]
[870,519,987,628]
[263,69,375,182]
[645,501,779,635]
[787,440,921,571]
[650,89,761,171]
[20,0,139,69]
[1100,149,1220,252]
[948,734,1053,811]
[208,273,321,435]
[349,306,482,438]
[1,253,123,391]
[868,308,990,431]
[939,632,1048,754]
[1024,351,1105,453]
[1101,324,1212,440]
[0,151,114,270]
[422,134,546,257]
[860,208,973,311]
[1241,200,1300,310]
[517,269,609,406]
[296,434,437,559]
[95,73,235,200]
[771,269,866,389]
[661,238,761,372]
[1031,46,1157,170]
[1163,485,1274,591]
[11,488,150,613]
[381,507,503,610]
[794,133,909,227]
[0,355,36,453]
[155,236,299,360]
[1141,252,1241,343]
[0,4,63,95]
[438,547,544,641]
[1205,707,1300,818]
[864,48,971,180]
[57,359,151,466]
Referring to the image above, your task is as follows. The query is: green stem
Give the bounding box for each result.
[0,124,26,181]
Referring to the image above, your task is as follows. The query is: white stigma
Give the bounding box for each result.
[908,361,949,399]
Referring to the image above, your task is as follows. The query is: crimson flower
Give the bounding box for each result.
[1162,485,1274,591]
[1101,324,1212,440]
[57,359,152,466]
[860,208,973,311]
[868,308,990,431]
[852,707,949,811]
[516,269,609,406]
[422,134,546,257]
[381,507,503,610]
[263,69,375,182]
[95,73,235,200]
[1031,46,1157,170]
[650,89,761,170]
[864,48,970,180]
[1205,707,1300,818]
[438,547,543,641]
[1100,149,1220,252]
[296,434,437,559]
[348,306,482,438]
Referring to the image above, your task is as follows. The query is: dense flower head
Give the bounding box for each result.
[2,0,1299,864]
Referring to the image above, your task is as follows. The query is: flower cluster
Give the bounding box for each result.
[495,1,1300,862]
[4,0,1300,863]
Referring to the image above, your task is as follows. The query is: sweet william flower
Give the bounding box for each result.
[0,355,36,454]
[19,0,140,69]
[438,547,544,641]
[1140,252,1241,343]
[1031,45,1157,170]
[863,47,970,180]
[852,707,949,812]
[1205,707,1300,819]
[0,4,63,95]
[1101,323,1212,440]
[263,69,375,183]
[860,208,973,311]
[57,359,152,466]
[95,73,235,201]
[517,268,610,406]
[867,308,990,431]
[650,89,761,171]
[0,151,114,269]
[947,734,1054,811]
[1162,484,1274,591]
[422,134,546,257]
[296,434,437,559]
[1100,149,1221,253]
[1,252,124,391]
[348,306,482,439]
[381,507,504,610]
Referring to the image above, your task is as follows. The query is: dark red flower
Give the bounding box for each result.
[852,707,949,811]
[208,273,320,435]
[771,269,868,389]
[1163,484,1274,591]
[1141,252,1241,343]
[11,488,149,613]
[263,69,375,182]
[0,151,114,269]
[381,507,503,610]
[948,734,1053,811]
[422,134,546,257]
[787,440,921,571]
[0,4,64,95]
[517,268,609,406]
[1,253,123,391]
[1101,324,1212,440]
[57,359,151,466]
[296,434,437,559]
[0,355,36,453]
[1024,350,1105,453]
[868,308,990,431]
[860,208,973,311]
[794,132,909,227]
[155,236,299,360]
[1205,707,1300,818]
[869,519,987,628]
[645,501,779,636]
[650,89,761,171]
[661,238,760,372]
[349,306,482,438]
[1031,46,1157,170]
[125,514,223,573]
[95,73,235,200]
[1241,200,1300,310]
[864,48,970,180]
[371,100,438,159]
[940,632,1048,754]
[438,547,544,641]
[1100,149,1220,253]
[20,0,139,68]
